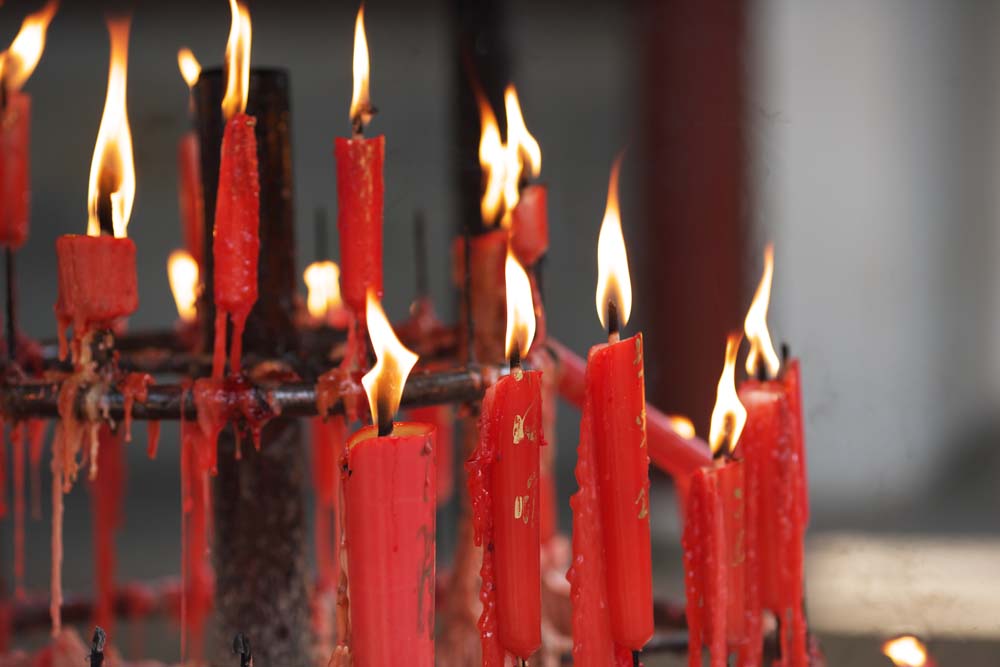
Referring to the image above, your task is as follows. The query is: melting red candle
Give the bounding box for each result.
[738,245,809,666]
[0,1,57,249]
[88,425,124,634]
[682,333,751,667]
[570,156,652,661]
[54,16,136,364]
[212,0,258,379]
[177,48,204,268]
[180,412,214,661]
[344,291,435,667]
[335,7,383,320]
[468,248,543,663]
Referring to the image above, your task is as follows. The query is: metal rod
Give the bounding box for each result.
[0,367,491,422]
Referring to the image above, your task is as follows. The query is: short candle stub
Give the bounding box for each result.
[607,298,620,343]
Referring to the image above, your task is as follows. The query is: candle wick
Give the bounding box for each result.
[607,299,620,343]
[755,357,767,382]
[508,346,521,373]
[377,403,394,437]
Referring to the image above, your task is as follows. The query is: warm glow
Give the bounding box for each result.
[668,415,696,440]
[221,0,251,120]
[595,154,632,330]
[177,47,201,89]
[361,290,419,429]
[303,260,343,319]
[709,333,747,457]
[504,246,536,360]
[86,17,134,239]
[745,243,780,378]
[478,94,504,225]
[882,636,928,667]
[349,5,372,130]
[500,85,541,220]
[167,250,199,323]
[2,0,58,92]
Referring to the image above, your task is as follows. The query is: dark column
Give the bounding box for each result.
[194,68,310,665]
[637,0,748,430]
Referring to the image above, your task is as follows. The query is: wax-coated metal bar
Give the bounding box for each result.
[0,368,489,422]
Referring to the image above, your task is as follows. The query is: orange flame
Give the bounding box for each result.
[167,250,199,322]
[1,0,58,92]
[595,154,631,330]
[478,94,504,225]
[504,245,536,361]
[500,85,540,222]
[361,290,419,430]
[86,17,134,238]
[745,243,780,378]
[668,415,696,440]
[349,5,372,131]
[709,333,747,457]
[882,636,928,667]
[221,0,251,120]
[177,47,201,89]
[303,260,343,319]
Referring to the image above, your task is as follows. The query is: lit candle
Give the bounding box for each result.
[54,16,136,366]
[211,0,258,379]
[682,333,752,667]
[0,1,57,249]
[344,290,435,667]
[335,7,383,326]
[883,635,934,667]
[168,249,199,324]
[738,245,809,666]
[568,155,652,665]
[467,248,543,664]
[303,259,349,328]
[176,48,205,268]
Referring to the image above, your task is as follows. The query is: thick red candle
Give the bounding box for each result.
[586,334,654,650]
[344,423,436,667]
[0,93,31,248]
[682,467,727,667]
[55,235,137,361]
[473,368,544,660]
[408,405,453,505]
[334,136,384,316]
[178,132,205,267]
[213,112,259,377]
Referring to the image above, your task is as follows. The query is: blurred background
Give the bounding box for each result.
[2,0,999,664]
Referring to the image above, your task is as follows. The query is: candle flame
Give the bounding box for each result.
[221,0,251,120]
[1,0,58,92]
[168,250,199,323]
[303,260,343,319]
[744,243,780,378]
[709,333,747,456]
[882,636,928,667]
[361,290,419,431]
[595,154,632,330]
[349,5,372,131]
[500,85,540,223]
[668,415,696,440]
[477,93,504,225]
[177,48,201,89]
[504,245,536,360]
[86,17,134,239]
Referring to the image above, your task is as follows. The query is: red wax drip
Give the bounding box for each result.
[28,419,46,519]
[178,132,205,267]
[311,415,345,592]
[180,416,214,661]
[146,421,161,460]
[120,372,153,444]
[192,379,227,474]
[50,426,65,636]
[213,113,259,378]
[0,92,31,249]
[12,423,25,598]
[89,426,124,634]
[334,135,384,316]
[0,419,7,519]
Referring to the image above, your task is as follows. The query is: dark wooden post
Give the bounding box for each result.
[637,0,748,430]
[194,68,310,666]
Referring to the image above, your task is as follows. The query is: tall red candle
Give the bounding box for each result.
[335,7,383,319]
[0,1,58,248]
[89,425,124,634]
[345,290,434,667]
[212,1,259,379]
[177,48,204,267]
[311,414,345,591]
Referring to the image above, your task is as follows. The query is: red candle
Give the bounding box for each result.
[0,1,58,248]
[510,184,547,268]
[212,1,258,379]
[335,8,383,319]
[55,17,136,364]
[311,414,345,591]
[345,290,434,667]
[408,404,453,505]
[88,425,124,634]
[451,229,507,362]
[570,156,652,660]
[682,333,752,667]
[180,414,214,660]
[177,49,204,266]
